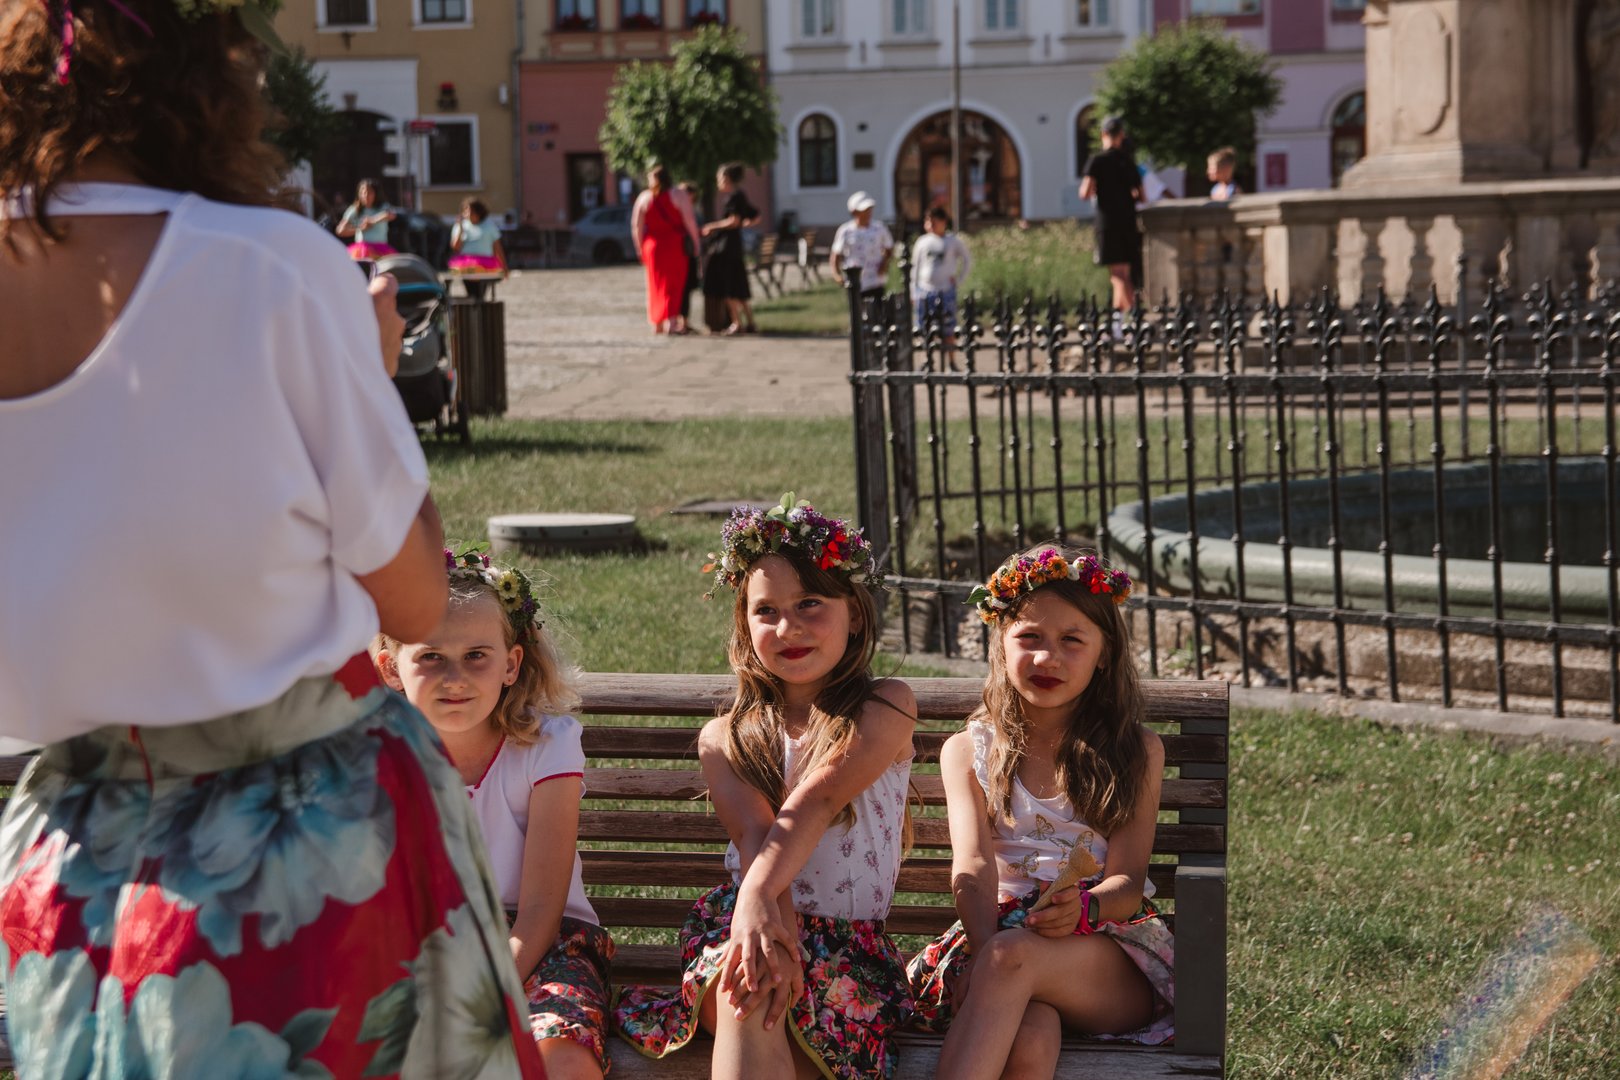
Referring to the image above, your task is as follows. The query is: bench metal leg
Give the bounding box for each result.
[1173,861,1226,1061]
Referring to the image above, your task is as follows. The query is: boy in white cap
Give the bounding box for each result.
[830,190,895,299]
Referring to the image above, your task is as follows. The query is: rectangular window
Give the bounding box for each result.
[1189,0,1260,14]
[323,0,371,26]
[687,0,726,27]
[557,0,598,30]
[800,0,836,38]
[892,0,927,35]
[1331,0,1366,8]
[985,0,1020,31]
[621,0,661,28]
[1075,0,1110,27]
[427,120,477,188]
[420,0,467,23]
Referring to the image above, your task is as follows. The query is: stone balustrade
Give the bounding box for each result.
[1140,178,1620,308]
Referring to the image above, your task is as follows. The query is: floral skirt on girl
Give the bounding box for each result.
[907,890,1176,1046]
[519,914,616,1072]
[0,655,545,1078]
[614,882,915,1080]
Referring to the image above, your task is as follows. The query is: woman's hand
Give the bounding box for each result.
[369,273,405,377]
[1025,883,1082,938]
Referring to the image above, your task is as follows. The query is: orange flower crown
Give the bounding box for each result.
[968,548,1132,623]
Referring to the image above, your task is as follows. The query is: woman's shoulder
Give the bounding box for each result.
[184,198,355,280]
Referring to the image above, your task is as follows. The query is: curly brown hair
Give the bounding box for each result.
[0,0,285,250]
[978,547,1149,838]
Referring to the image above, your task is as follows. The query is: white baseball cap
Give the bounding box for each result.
[847,191,876,214]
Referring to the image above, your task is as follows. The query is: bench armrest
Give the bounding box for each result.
[1172,860,1226,1060]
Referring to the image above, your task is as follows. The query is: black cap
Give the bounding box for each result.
[1101,115,1125,136]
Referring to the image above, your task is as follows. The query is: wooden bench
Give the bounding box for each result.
[750,234,784,298]
[578,672,1227,1079]
[0,673,1228,1078]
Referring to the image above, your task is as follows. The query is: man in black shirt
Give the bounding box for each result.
[1079,115,1144,318]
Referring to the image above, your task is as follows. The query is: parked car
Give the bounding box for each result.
[570,205,637,266]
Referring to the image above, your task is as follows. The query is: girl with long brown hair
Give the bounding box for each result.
[908,546,1177,1077]
[616,494,918,1080]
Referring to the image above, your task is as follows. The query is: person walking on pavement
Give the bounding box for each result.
[1079,116,1144,320]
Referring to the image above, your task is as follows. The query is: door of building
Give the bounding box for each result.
[567,153,607,224]
[311,110,402,223]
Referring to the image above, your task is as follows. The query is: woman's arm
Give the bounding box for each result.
[673,189,702,251]
[509,777,584,980]
[630,193,648,253]
[336,207,358,239]
[1089,726,1164,923]
[450,222,464,254]
[1079,176,1096,201]
[356,494,447,643]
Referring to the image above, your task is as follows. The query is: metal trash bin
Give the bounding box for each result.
[449,296,507,417]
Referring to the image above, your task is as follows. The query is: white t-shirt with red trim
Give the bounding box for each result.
[466,711,598,924]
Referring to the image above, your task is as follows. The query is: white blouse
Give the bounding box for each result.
[0,183,429,743]
[968,718,1155,904]
[726,729,914,922]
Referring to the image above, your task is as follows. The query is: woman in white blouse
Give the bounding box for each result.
[0,4,543,1075]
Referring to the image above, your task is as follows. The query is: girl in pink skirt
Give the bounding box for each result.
[337,177,397,258]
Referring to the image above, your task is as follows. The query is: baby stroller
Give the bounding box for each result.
[378,252,468,444]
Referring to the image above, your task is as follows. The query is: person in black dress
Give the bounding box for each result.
[700,162,759,335]
[1079,115,1144,316]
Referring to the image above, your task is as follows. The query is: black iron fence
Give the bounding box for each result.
[845,272,1620,720]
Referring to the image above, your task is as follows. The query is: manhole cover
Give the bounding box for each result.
[488,512,639,555]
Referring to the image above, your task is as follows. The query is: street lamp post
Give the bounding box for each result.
[951,0,962,230]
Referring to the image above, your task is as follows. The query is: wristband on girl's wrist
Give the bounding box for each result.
[1078,889,1100,935]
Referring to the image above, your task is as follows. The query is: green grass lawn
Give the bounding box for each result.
[424,415,1615,1078]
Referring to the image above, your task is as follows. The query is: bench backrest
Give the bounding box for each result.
[574,673,1228,985]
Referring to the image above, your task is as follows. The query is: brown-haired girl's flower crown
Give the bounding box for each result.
[43,0,287,86]
[702,492,879,598]
[967,547,1132,623]
[445,546,543,642]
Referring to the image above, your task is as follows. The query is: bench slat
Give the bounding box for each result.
[578,810,1225,854]
[577,673,1229,723]
[585,769,1226,809]
[591,897,960,935]
[580,725,1227,766]
[581,850,1182,897]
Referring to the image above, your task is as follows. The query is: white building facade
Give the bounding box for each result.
[767,0,1365,232]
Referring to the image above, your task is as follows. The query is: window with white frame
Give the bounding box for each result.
[322,0,372,27]
[798,114,838,187]
[556,0,598,30]
[1074,0,1110,29]
[891,0,928,36]
[687,0,726,27]
[426,119,478,188]
[799,0,837,39]
[1189,0,1260,14]
[984,0,1020,31]
[419,0,468,24]
[621,0,661,28]
[1331,0,1366,9]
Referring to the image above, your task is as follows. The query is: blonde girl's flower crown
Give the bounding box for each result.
[967,547,1133,623]
[702,492,879,598]
[445,546,543,642]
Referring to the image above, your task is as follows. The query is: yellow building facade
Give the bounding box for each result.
[276,0,520,222]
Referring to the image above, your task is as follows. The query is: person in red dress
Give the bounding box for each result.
[631,164,701,334]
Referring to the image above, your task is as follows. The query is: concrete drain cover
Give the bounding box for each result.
[488,512,639,555]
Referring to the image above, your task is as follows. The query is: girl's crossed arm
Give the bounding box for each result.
[509,776,584,981]
[1090,727,1164,923]
[939,728,1000,1008]
[731,682,917,996]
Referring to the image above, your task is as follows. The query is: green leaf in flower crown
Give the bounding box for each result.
[239,2,291,58]
[966,586,991,606]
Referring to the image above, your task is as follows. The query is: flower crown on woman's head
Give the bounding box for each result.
[967,547,1133,624]
[45,0,287,87]
[703,493,879,598]
[445,546,543,642]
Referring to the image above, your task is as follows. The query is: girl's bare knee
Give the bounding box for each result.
[977,928,1038,977]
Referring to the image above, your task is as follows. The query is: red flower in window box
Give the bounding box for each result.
[621,13,662,30]
[556,13,598,31]
[688,12,724,27]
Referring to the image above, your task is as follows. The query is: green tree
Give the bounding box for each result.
[599,26,780,210]
[1095,20,1282,182]
[263,47,343,168]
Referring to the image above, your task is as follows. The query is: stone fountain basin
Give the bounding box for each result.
[1107,458,1618,623]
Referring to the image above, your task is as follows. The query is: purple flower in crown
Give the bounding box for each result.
[966,546,1134,623]
[702,492,880,597]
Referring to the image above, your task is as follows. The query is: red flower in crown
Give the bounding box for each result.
[820,531,846,570]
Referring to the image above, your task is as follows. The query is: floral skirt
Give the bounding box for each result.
[0,654,544,1078]
[614,882,915,1080]
[907,890,1176,1046]
[521,914,615,1072]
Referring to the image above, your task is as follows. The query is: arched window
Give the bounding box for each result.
[1331,91,1366,187]
[1075,104,1096,177]
[798,114,838,188]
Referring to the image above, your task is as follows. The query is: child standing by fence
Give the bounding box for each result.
[909,206,972,366]
[908,546,1176,1079]
[616,494,917,1080]
[378,550,614,1079]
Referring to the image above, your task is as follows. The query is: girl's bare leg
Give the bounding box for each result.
[1108,263,1135,312]
[536,1037,603,1080]
[999,1001,1061,1080]
[700,977,820,1080]
[936,930,1152,1080]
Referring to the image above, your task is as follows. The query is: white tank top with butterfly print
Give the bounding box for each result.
[968,718,1154,904]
